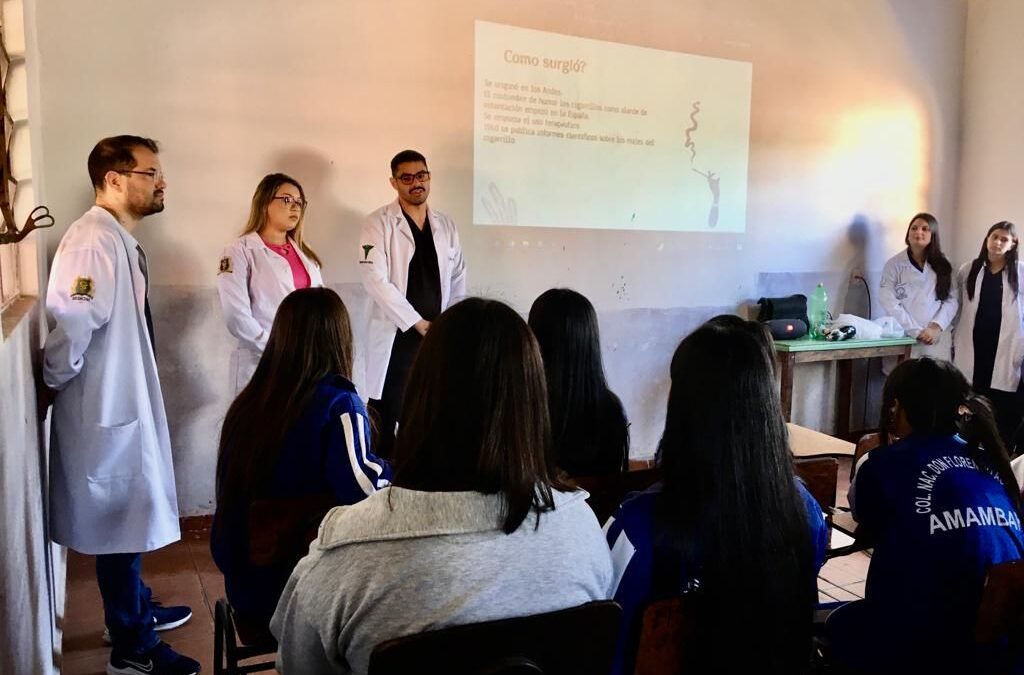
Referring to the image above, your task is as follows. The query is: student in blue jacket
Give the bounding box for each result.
[211,287,391,643]
[826,357,1024,673]
[605,315,828,675]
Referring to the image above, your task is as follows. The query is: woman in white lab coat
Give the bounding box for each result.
[217,173,323,393]
[954,221,1024,443]
[878,212,957,361]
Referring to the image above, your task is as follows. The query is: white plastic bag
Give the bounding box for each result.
[830,313,884,340]
[872,316,905,339]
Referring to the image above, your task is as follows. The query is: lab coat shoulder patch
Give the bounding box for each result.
[218,256,233,274]
[360,244,374,264]
[70,276,95,302]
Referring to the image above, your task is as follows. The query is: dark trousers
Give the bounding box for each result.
[96,552,158,653]
[368,328,423,460]
[977,387,1023,451]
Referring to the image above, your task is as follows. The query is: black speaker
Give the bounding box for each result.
[765,318,807,340]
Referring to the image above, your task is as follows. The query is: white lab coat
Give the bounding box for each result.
[216,231,323,393]
[879,250,958,362]
[953,260,1024,392]
[359,199,467,400]
[43,206,179,554]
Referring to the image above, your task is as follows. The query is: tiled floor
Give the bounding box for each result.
[62,530,223,675]
[62,457,867,672]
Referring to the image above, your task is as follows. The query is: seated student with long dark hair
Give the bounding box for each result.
[605,315,828,675]
[826,358,1024,673]
[271,298,613,675]
[211,287,391,643]
[528,288,629,475]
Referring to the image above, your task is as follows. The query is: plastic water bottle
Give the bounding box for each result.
[808,283,829,339]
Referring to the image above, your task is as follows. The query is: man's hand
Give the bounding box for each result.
[414,319,430,336]
[917,322,942,345]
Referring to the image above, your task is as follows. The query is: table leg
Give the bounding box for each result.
[836,359,853,439]
[779,352,795,421]
[896,345,912,363]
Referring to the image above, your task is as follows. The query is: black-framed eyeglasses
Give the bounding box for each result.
[272,195,307,209]
[395,171,431,185]
[118,169,163,181]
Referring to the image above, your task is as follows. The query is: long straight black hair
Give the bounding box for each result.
[655,315,815,673]
[905,212,953,301]
[966,221,1019,301]
[528,288,629,476]
[392,298,564,534]
[880,358,1022,516]
[215,288,354,526]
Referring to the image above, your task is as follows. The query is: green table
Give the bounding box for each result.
[774,336,917,439]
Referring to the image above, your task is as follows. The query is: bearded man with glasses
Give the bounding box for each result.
[39,136,200,674]
[359,149,467,458]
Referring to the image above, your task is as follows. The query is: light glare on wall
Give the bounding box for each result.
[824,104,927,225]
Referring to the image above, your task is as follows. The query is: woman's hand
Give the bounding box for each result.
[917,322,942,345]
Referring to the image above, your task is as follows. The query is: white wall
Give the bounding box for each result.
[956,0,1024,264]
[34,0,968,515]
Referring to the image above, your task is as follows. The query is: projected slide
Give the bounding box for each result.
[474,21,752,232]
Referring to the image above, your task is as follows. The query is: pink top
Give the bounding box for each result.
[262,237,311,290]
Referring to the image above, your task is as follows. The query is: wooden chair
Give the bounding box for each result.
[632,597,696,675]
[975,559,1024,664]
[213,598,277,675]
[367,601,622,675]
[793,456,839,521]
[571,468,661,524]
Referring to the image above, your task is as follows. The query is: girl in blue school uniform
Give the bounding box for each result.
[211,287,391,644]
[826,357,1024,673]
[605,315,829,675]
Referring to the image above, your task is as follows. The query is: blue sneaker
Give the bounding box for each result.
[102,603,192,644]
[107,641,200,675]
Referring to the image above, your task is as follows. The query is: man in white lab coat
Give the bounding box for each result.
[359,149,467,457]
[40,136,200,675]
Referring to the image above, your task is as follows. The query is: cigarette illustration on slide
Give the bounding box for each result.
[482,181,518,225]
[684,101,720,229]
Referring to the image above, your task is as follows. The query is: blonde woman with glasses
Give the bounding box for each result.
[217,173,323,394]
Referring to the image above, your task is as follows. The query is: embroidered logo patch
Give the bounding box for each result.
[360,244,374,264]
[70,276,95,301]
[218,256,233,274]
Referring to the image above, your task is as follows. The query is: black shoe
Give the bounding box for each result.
[103,603,193,644]
[107,641,200,675]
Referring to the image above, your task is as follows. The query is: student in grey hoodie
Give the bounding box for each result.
[270,297,614,675]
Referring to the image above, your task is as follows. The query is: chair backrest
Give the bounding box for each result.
[572,467,662,523]
[975,559,1024,645]
[367,601,622,675]
[850,432,881,482]
[632,597,697,675]
[792,456,838,514]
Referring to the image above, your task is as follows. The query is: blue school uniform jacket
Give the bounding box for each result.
[850,433,1024,652]
[211,375,391,626]
[604,479,827,675]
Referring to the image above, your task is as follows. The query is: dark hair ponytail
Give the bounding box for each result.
[881,358,1022,516]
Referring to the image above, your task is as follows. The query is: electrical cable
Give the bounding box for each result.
[851,274,872,431]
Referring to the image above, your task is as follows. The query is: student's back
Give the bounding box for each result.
[828,358,1024,673]
[211,289,390,641]
[606,315,821,675]
[528,288,629,476]
[272,487,611,674]
[856,434,1023,630]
